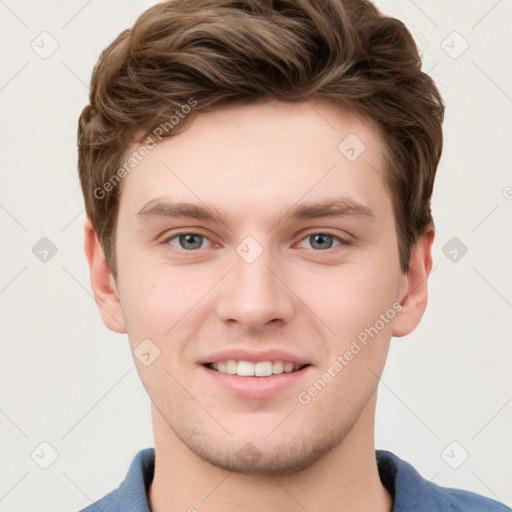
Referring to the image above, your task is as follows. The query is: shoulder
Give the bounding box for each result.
[79,491,120,512]
[376,450,510,512]
[440,488,511,511]
[76,448,155,512]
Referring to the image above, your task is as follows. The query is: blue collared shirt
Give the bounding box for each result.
[79,448,509,511]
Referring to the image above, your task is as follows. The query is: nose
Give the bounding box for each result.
[215,244,295,332]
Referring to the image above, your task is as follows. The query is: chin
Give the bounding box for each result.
[193,444,325,476]
[178,419,355,476]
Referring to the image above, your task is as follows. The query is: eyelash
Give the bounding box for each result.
[163,230,350,252]
[297,231,351,250]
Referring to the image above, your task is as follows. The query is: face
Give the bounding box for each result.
[88,99,430,474]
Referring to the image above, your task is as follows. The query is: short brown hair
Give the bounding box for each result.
[78,0,444,276]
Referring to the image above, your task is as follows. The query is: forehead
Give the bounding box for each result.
[118,99,391,224]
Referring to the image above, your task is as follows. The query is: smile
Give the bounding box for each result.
[206,360,308,377]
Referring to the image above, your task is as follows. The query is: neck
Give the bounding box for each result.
[148,395,392,512]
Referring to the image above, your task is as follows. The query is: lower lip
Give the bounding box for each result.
[200,365,313,398]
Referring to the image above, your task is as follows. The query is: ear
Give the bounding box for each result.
[84,217,127,334]
[392,227,435,337]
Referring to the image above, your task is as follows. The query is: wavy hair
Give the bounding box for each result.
[78,0,444,276]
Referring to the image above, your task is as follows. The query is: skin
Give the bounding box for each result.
[85,98,434,512]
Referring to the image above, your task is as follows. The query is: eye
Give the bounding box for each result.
[166,233,212,251]
[297,232,346,251]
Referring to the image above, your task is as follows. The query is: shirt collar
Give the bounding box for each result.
[116,448,155,512]
[118,448,405,510]
[110,448,504,512]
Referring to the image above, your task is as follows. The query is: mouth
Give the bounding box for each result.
[198,349,313,397]
[204,360,310,377]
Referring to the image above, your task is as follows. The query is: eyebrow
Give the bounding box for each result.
[282,197,375,222]
[136,196,375,225]
[136,199,229,225]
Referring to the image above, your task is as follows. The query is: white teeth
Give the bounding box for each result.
[237,360,255,376]
[255,361,273,377]
[272,360,284,374]
[283,362,294,373]
[209,359,305,376]
[225,359,237,374]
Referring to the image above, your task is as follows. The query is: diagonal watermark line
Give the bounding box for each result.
[425,61,439,75]
[470,205,499,233]
[471,0,503,30]
[371,369,439,438]
[164,367,233,437]
[164,267,234,336]
[471,395,512,439]
[266,266,336,335]
[399,265,437,306]
[271,477,308,511]
[0,202,29,232]
[61,61,90,90]
[471,470,506,503]
[61,369,132,439]
[60,266,95,297]
[0,0,29,28]
[0,472,29,503]
[368,162,389,189]
[0,408,29,439]
[0,265,28,296]
[407,0,439,28]
[0,62,29,92]
[61,208,84,233]
[472,61,512,105]
[471,266,512,308]
[60,265,128,332]
[61,0,93,29]
[61,471,93,504]
[201,472,233,502]
[306,101,336,131]
[265,410,294,438]
[61,471,109,512]
[267,164,337,234]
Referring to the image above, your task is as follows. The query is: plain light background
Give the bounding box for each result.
[0,1,510,511]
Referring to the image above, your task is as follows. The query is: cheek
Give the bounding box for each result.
[118,270,177,338]
[298,262,401,340]
[303,267,397,407]
[119,264,219,346]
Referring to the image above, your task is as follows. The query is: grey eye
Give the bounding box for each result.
[308,233,336,250]
[169,233,206,250]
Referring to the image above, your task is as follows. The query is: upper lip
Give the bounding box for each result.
[198,349,312,366]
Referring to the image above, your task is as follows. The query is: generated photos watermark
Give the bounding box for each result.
[297,302,402,405]
[93,97,198,200]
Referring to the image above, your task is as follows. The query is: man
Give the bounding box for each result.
[77,0,509,510]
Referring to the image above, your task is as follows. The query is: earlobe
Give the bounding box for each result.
[392,227,435,338]
[84,218,127,334]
